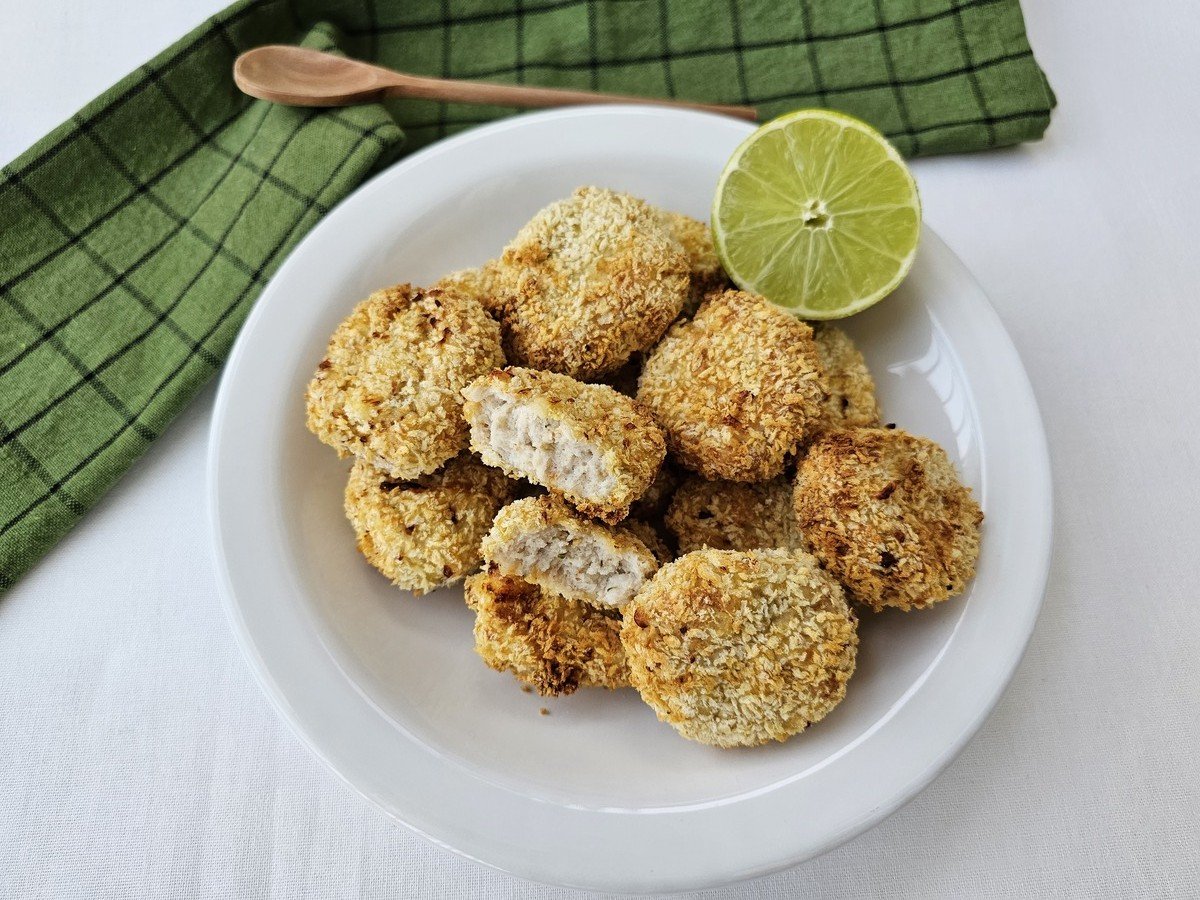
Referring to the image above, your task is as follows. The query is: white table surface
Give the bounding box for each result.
[2,2,1198,897]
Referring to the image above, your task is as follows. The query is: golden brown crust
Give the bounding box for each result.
[461,367,666,523]
[656,210,732,316]
[306,284,504,480]
[812,325,881,430]
[467,571,628,696]
[436,262,506,316]
[666,475,803,555]
[621,549,858,748]
[344,453,516,595]
[794,427,983,611]
[490,187,689,379]
[637,290,825,482]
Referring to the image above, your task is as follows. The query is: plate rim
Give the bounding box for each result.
[207,105,1053,893]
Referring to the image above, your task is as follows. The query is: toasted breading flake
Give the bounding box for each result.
[467,571,628,696]
[345,453,516,595]
[621,549,858,748]
[666,475,803,555]
[637,289,825,482]
[306,283,504,480]
[812,324,882,430]
[461,367,666,523]
[655,210,732,315]
[491,187,689,379]
[794,427,983,611]
[482,496,658,607]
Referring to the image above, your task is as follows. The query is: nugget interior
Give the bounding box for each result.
[492,523,653,607]
[469,382,616,499]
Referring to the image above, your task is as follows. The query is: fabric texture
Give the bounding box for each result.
[0,0,1055,592]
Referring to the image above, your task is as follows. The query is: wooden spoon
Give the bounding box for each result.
[234,45,758,121]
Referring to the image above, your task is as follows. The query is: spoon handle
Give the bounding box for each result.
[386,72,759,122]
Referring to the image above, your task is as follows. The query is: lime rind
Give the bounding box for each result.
[711,109,921,320]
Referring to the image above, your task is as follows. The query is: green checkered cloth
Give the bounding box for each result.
[0,0,1054,592]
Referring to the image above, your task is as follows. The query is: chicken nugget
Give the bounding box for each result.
[656,210,731,315]
[436,261,504,315]
[461,367,666,523]
[491,187,689,379]
[665,475,802,555]
[812,324,881,430]
[637,289,824,482]
[794,427,983,611]
[482,496,659,608]
[306,284,503,480]
[622,549,858,748]
[467,571,628,696]
[345,453,516,595]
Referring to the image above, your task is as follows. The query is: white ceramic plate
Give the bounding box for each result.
[208,107,1052,893]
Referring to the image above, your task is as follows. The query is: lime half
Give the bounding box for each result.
[712,109,921,319]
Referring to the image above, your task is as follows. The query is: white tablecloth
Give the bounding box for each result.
[2,2,1197,896]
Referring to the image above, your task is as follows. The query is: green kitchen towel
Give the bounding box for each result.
[0,0,1054,592]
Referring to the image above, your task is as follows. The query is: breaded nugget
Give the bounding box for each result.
[467,571,628,696]
[665,475,803,555]
[482,496,659,607]
[656,210,731,315]
[622,549,858,748]
[461,367,666,523]
[794,428,983,611]
[436,261,504,315]
[813,324,882,430]
[306,284,504,480]
[491,187,689,379]
[344,453,516,595]
[637,290,825,482]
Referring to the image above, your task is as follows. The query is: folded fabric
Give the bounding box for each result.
[0,0,1055,592]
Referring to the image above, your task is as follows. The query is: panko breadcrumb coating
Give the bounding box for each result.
[656,210,731,315]
[622,549,858,748]
[461,367,666,523]
[794,427,983,611]
[666,475,803,555]
[436,261,505,315]
[491,187,689,379]
[482,496,659,608]
[467,571,628,696]
[637,290,825,482]
[306,284,504,480]
[345,453,516,595]
[813,325,882,430]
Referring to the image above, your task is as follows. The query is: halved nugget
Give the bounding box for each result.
[622,549,858,748]
[467,571,628,696]
[306,283,504,480]
[461,367,666,523]
[812,324,881,430]
[665,475,802,555]
[491,187,689,379]
[482,496,659,608]
[344,453,516,595]
[637,289,824,482]
[794,427,983,611]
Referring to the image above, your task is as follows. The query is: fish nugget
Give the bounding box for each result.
[467,571,628,696]
[656,210,731,315]
[461,367,666,523]
[637,289,824,482]
[665,475,803,555]
[492,187,689,379]
[622,549,858,748]
[794,428,983,611]
[813,324,881,430]
[344,453,516,595]
[482,496,659,608]
[306,283,503,480]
